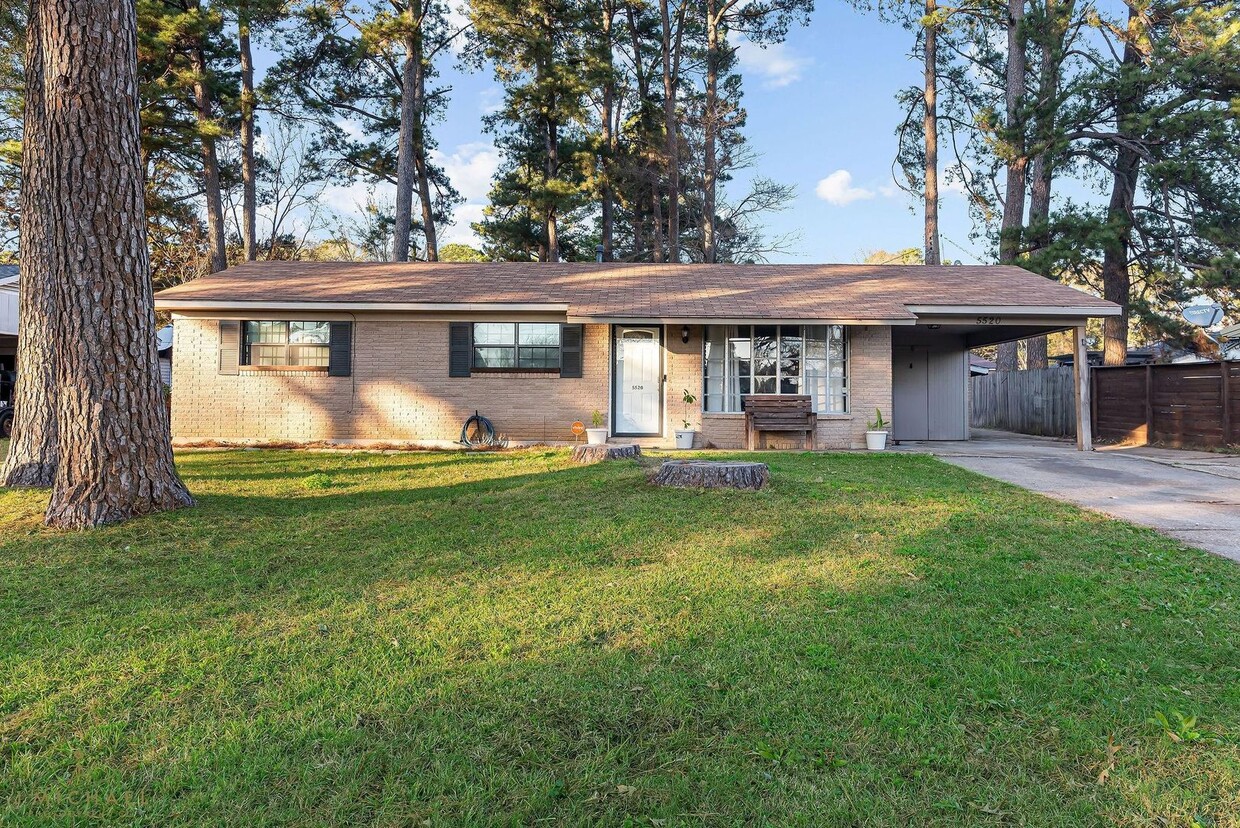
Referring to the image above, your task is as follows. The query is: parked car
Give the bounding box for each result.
[0,368,14,439]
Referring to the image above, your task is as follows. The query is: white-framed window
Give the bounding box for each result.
[703,324,848,414]
[242,321,331,369]
[472,322,561,371]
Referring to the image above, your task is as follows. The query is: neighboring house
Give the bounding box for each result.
[0,264,17,377]
[969,354,996,376]
[1219,323,1240,361]
[153,262,1119,449]
[1052,341,1220,368]
[0,269,174,386]
[1051,347,1159,368]
[156,324,174,387]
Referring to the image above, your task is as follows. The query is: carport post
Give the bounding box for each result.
[1073,324,1093,451]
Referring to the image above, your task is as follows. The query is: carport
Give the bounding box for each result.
[891,304,1120,450]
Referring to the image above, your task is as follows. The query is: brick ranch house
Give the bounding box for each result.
[153,262,1119,450]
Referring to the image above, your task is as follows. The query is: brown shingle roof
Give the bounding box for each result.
[154,261,1118,320]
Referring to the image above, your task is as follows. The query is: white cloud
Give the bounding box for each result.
[440,203,488,247]
[434,142,501,249]
[307,141,500,252]
[319,179,395,215]
[432,142,500,203]
[735,40,811,89]
[478,85,504,115]
[443,3,473,55]
[333,118,367,143]
[815,170,875,206]
[941,163,973,197]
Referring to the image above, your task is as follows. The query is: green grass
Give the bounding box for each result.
[1,446,1238,826]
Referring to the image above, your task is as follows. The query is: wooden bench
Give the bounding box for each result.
[742,394,817,450]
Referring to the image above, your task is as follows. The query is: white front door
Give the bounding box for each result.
[613,326,663,436]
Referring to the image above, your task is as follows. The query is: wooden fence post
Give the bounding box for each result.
[1222,360,1232,445]
[1144,364,1153,446]
[1074,325,1092,451]
[1090,368,1098,437]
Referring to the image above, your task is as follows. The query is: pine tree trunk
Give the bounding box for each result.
[659,0,680,262]
[33,0,193,528]
[651,185,665,262]
[1102,143,1140,367]
[999,0,1028,265]
[996,0,1028,373]
[190,29,227,273]
[1,7,57,488]
[625,4,658,261]
[411,4,438,263]
[1025,127,1054,371]
[545,115,560,262]
[599,3,616,262]
[414,155,438,261]
[1025,106,1054,371]
[1102,8,1141,367]
[1024,0,1070,371]
[702,1,719,264]
[239,3,257,262]
[392,5,420,262]
[923,0,941,266]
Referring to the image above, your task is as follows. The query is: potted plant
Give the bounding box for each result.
[586,409,608,445]
[674,388,698,449]
[866,409,889,451]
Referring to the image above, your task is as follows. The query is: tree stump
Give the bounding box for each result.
[650,460,769,490]
[571,443,642,464]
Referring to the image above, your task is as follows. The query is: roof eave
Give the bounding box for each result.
[154,299,572,313]
[567,315,917,325]
[906,303,1122,317]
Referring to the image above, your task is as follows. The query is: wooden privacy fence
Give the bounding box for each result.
[1093,361,1239,449]
[970,367,1077,437]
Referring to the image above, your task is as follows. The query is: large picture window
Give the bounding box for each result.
[242,321,331,369]
[703,324,848,414]
[472,323,561,371]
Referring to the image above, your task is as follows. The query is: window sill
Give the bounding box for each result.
[240,366,328,374]
[702,411,852,419]
[470,368,561,374]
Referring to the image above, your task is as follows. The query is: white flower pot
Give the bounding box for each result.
[865,430,889,451]
[674,429,696,450]
[585,428,608,446]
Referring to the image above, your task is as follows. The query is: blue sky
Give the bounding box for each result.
[262,4,996,264]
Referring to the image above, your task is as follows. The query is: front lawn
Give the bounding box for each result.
[1,448,1238,826]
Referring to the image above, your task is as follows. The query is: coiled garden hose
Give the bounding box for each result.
[458,410,508,448]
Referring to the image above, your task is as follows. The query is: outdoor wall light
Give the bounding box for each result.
[928,324,942,330]
[681,325,690,343]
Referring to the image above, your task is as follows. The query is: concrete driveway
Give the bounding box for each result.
[897,429,1240,562]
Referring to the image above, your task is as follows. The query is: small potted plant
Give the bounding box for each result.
[586,409,608,445]
[674,388,698,449]
[866,409,890,451]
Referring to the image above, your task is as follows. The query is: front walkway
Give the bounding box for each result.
[896,429,1240,562]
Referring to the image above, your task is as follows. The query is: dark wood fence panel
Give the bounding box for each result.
[1092,367,1148,444]
[1093,361,1238,449]
[970,367,1076,437]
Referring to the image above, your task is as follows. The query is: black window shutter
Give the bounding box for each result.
[449,322,472,377]
[218,320,240,375]
[560,324,583,378]
[328,321,353,377]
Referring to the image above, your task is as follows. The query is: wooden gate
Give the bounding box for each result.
[970,367,1077,437]
[1092,362,1238,448]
